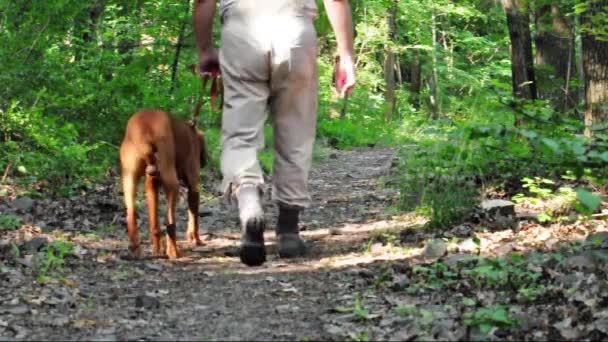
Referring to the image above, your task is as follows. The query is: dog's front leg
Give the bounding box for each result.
[186,188,204,246]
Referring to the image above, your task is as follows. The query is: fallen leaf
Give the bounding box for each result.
[73,319,97,329]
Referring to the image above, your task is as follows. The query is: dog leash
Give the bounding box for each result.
[190,69,223,128]
[202,70,223,112]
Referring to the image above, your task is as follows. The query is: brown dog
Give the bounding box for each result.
[119,109,207,259]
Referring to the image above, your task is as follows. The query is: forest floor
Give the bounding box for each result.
[1,146,608,341]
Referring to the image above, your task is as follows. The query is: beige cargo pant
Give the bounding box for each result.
[219,0,318,209]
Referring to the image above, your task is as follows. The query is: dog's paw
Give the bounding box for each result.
[165,243,182,259]
[187,231,205,247]
[121,245,143,260]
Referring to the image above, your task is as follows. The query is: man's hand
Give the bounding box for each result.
[334,54,356,97]
[324,0,356,98]
[198,48,220,78]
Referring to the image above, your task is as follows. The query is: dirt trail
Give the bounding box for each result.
[0,147,406,341]
[2,147,608,341]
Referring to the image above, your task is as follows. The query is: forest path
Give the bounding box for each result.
[1,147,411,341]
[2,146,608,341]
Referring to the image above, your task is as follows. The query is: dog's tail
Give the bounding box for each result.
[143,143,159,176]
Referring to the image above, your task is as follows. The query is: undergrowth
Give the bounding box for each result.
[395,98,608,229]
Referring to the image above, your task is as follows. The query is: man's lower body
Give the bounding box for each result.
[218,1,318,266]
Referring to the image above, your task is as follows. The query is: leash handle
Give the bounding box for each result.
[190,70,223,127]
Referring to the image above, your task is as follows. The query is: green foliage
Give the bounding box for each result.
[512,175,603,221]
[464,254,543,288]
[353,331,370,342]
[1,102,111,195]
[397,120,481,228]
[575,188,603,214]
[1,0,607,216]
[518,177,557,200]
[464,306,516,335]
[335,295,370,322]
[0,214,21,231]
[37,240,75,284]
[259,151,274,175]
[401,253,545,297]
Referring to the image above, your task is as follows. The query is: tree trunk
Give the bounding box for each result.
[575,15,586,109]
[170,0,192,93]
[534,4,576,108]
[428,9,440,118]
[409,52,422,110]
[383,2,397,121]
[581,0,608,137]
[83,1,106,44]
[501,0,537,101]
[75,1,106,61]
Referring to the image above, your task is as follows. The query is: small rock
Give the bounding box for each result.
[35,221,51,232]
[481,199,515,216]
[199,207,216,217]
[16,255,33,268]
[47,316,70,327]
[457,238,480,253]
[370,243,385,255]
[389,274,410,290]
[5,306,29,315]
[22,237,48,253]
[512,312,540,331]
[444,253,477,267]
[276,304,298,313]
[564,253,595,270]
[329,153,338,159]
[447,243,459,253]
[134,295,160,310]
[347,267,374,278]
[10,197,35,212]
[145,262,163,272]
[422,239,447,259]
[329,227,343,235]
[324,324,346,337]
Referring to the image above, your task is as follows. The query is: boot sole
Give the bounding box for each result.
[240,218,266,266]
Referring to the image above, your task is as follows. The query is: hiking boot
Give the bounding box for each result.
[276,205,308,258]
[236,184,266,266]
